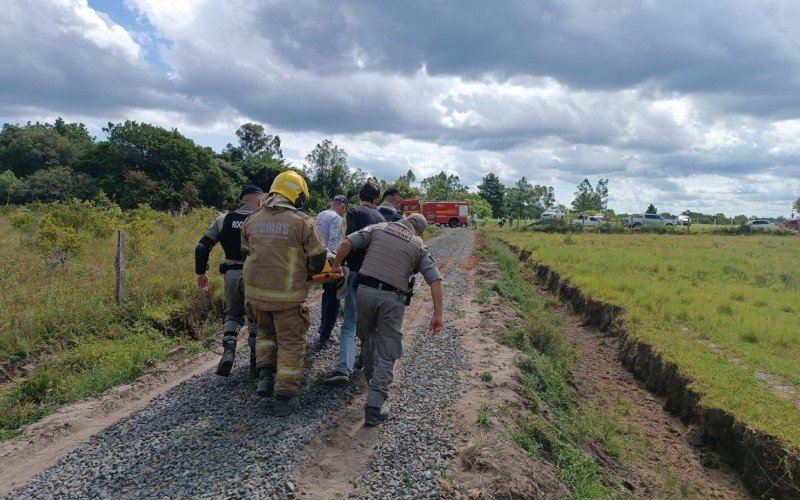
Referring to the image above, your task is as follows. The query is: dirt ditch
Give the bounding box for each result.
[513,244,800,499]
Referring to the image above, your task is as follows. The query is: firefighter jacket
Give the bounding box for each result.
[242,194,327,310]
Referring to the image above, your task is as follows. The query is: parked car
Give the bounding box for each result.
[541,208,564,219]
[676,214,692,226]
[744,219,773,229]
[626,214,677,227]
[784,219,799,231]
[571,215,609,227]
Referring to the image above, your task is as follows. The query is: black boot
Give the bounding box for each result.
[256,368,275,397]
[364,405,390,427]
[274,394,299,417]
[215,335,237,376]
[248,337,257,379]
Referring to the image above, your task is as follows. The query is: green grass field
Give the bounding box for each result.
[0,203,226,438]
[487,227,800,451]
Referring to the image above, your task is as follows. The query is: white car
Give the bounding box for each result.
[571,215,609,227]
[677,214,692,226]
[541,208,564,219]
[745,220,773,229]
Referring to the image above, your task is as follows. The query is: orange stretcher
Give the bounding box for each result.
[311,260,344,284]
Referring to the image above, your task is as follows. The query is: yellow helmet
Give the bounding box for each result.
[270,170,309,209]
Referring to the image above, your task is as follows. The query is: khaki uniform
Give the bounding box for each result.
[348,220,441,408]
[242,194,327,395]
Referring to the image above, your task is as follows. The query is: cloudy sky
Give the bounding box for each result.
[2,0,800,216]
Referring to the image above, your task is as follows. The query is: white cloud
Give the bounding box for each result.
[2,0,800,216]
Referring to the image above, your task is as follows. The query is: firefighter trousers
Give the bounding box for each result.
[248,303,310,396]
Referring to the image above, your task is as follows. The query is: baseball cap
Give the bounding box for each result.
[240,185,263,199]
[332,194,348,205]
[406,213,428,232]
[383,187,401,197]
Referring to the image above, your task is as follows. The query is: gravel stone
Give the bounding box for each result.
[4,229,476,500]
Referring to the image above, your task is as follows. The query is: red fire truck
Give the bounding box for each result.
[424,200,471,227]
[399,199,471,227]
[399,199,422,215]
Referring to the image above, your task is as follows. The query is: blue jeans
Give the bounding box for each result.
[335,271,359,375]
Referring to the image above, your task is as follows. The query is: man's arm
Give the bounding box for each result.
[428,279,444,335]
[195,215,223,291]
[415,247,444,335]
[331,224,376,273]
[330,239,351,272]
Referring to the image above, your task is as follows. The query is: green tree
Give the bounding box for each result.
[0,170,22,204]
[793,198,800,217]
[505,177,554,221]
[571,178,609,213]
[463,193,492,218]
[388,170,422,200]
[477,172,505,217]
[0,119,94,177]
[305,139,350,198]
[420,171,468,200]
[646,204,657,214]
[221,123,282,161]
[238,153,286,190]
[75,121,223,210]
[24,166,96,202]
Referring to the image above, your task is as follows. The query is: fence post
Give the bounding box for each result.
[115,229,126,304]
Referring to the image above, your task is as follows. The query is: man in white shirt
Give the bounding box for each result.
[315,194,348,347]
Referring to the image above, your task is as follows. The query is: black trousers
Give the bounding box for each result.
[318,282,340,340]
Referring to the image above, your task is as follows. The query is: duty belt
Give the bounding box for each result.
[219,262,244,274]
[358,275,402,294]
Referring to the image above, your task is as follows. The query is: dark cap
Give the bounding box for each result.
[383,187,401,197]
[332,194,348,205]
[240,185,263,199]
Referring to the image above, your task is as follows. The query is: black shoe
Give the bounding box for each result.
[319,336,331,349]
[274,395,299,417]
[364,405,390,427]
[323,370,349,385]
[256,368,275,397]
[215,335,237,376]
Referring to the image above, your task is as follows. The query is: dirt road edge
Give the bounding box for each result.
[0,348,220,493]
[509,244,800,500]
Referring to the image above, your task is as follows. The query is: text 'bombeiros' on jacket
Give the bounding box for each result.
[241,194,327,309]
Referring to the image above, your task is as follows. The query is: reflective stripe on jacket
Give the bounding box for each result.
[242,196,326,309]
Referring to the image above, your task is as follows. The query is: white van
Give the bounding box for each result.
[541,208,563,219]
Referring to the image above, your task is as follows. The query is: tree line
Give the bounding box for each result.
[0,118,565,218]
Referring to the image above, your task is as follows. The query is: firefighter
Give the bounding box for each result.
[330,213,443,426]
[378,187,404,222]
[195,185,264,378]
[241,171,327,416]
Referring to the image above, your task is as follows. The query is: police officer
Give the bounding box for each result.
[378,187,404,222]
[241,171,327,416]
[323,181,385,384]
[330,213,443,426]
[195,185,264,377]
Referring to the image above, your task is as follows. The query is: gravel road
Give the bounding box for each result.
[5,228,476,499]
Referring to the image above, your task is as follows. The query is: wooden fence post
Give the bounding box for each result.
[115,229,126,304]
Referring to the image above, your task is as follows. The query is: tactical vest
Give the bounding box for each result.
[358,221,423,292]
[218,210,251,262]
